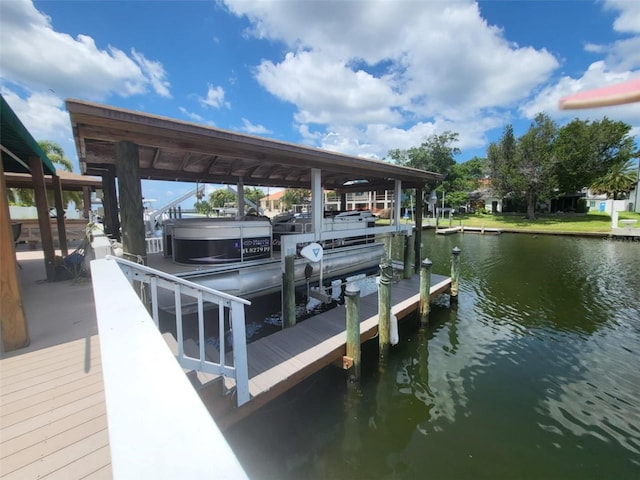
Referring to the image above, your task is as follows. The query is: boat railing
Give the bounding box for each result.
[100,255,251,407]
[146,236,163,254]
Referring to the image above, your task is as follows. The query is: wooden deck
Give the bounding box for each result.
[207,273,451,429]
[0,335,111,479]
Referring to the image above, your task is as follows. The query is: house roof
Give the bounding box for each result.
[1,95,57,175]
[262,190,285,201]
[66,99,443,192]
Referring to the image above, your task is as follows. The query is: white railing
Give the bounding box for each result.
[146,236,163,254]
[104,255,251,407]
[91,257,248,478]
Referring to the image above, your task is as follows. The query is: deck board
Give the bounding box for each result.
[0,336,111,479]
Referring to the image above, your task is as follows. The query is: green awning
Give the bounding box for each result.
[1,95,56,175]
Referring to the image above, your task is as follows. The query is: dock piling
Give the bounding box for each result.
[283,254,296,328]
[450,246,461,301]
[403,234,414,279]
[378,258,392,358]
[419,258,433,325]
[345,283,361,384]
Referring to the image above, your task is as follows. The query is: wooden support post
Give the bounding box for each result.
[52,174,68,256]
[282,254,296,328]
[30,156,56,281]
[0,161,29,351]
[403,233,413,279]
[116,141,146,264]
[345,283,361,384]
[82,186,91,219]
[102,165,120,241]
[419,258,433,325]
[450,246,461,302]
[414,188,423,271]
[378,258,392,358]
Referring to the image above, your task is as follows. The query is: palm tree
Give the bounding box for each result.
[8,141,81,209]
[590,159,638,200]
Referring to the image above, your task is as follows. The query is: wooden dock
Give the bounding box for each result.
[435,226,462,235]
[201,273,451,429]
[0,335,111,479]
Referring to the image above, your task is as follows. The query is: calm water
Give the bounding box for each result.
[227,232,640,479]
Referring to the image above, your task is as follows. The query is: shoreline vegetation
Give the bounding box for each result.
[386,211,640,234]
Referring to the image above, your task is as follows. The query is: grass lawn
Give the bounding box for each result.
[388,210,640,233]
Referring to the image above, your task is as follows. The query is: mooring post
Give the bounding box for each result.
[345,283,361,384]
[283,254,296,328]
[378,258,392,358]
[451,246,461,302]
[403,234,414,279]
[419,258,433,325]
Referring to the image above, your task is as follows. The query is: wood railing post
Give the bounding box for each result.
[378,259,392,358]
[419,258,432,325]
[451,246,461,301]
[345,283,361,384]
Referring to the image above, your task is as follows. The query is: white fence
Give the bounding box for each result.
[91,257,248,478]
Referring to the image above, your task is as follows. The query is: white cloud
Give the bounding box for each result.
[239,118,272,135]
[0,0,172,171]
[222,0,640,159]
[222,0,559,158]
[0,0,170,100]
[1,88,79,170]
[605,0,640,34]
[199,84,229,109]
[178,107,205,123]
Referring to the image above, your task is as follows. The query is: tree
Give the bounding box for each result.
[388,131,460,192]
[444,156,487,209]
[554,118,635,193]
[590,159,638,200]
[8,141,81,210]
[488,114,558,219]
[243,187,265,209]
[193,200,212,216]
[281,188,310,210]
[516,113,558,219]
[488,124,518,199]
[208,188,236,208]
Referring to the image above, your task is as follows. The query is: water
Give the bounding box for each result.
[226,232,640,479]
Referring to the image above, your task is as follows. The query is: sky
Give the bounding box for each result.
[1,0,639,207]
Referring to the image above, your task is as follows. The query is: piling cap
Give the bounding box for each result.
[452,246,461,255]
[422,258,433,267]
[345,283,361,296]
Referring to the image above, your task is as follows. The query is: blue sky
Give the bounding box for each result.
[1,0,639,206]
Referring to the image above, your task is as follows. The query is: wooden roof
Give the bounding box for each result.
[66,99,442,192]
[4,169,101,191]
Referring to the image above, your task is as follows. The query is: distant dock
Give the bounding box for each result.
[435,225,503,235]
